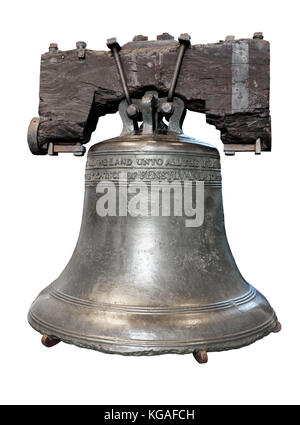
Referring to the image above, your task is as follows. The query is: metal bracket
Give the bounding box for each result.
[27,117,86,157]
[108,34,190,134]
[118,91,186,136]
[224,138,262,156]
[48,142,86,157]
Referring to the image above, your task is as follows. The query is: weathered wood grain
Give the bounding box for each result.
[37,37,271,151]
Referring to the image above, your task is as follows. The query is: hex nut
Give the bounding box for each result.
[107,37,120,51]
[160,102,174,116]
[127,104,139,119]
[157,33,174,40]
[253,32,264,39]
[49,43,58,52]
[132,35,148,41]
[76,41,87,49]
[178,33,191,46]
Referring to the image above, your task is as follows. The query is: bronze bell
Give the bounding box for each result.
[28,35,280,363]
[28,93,280,363]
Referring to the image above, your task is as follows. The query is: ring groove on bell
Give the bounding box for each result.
[29,310,277,348]
[50,286,257,314]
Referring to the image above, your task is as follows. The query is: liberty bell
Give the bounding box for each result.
[27,33,280,363]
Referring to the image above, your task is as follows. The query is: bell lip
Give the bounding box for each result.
[28,286,279,356]
[88,131,219,155]
[28,310,278,356]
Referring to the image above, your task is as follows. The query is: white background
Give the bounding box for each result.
[1,0,299,405]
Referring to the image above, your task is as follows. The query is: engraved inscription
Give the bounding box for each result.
[87,154,220,170]
[85,169,221,183]
[86,153,221,185]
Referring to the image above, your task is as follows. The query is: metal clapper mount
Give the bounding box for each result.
[107,34,191,136]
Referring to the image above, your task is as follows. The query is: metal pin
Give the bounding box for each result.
[167,33,191,102]
[107,37,139,125]
[107,38,131,106]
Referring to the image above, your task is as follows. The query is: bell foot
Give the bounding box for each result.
[41,334,60,348]
[272,321,282,333]
[193,350,208,364]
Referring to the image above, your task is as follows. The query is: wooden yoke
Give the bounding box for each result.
[28,32,271,156]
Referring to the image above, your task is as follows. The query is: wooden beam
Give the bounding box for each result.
[36,37,271,151]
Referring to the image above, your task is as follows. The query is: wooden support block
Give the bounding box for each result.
[36,37,271,152]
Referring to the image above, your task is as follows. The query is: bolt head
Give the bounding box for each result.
[107,37,120,51]
[76,41,87,49]
[49,43,58,52]
[157,33,174,40]
[161,102,174,116]
[178,33,191,46]
[253,32,264,39]
[132,35,148,41]
[127,104,139,119]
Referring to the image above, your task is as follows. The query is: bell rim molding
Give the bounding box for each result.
[28,309,278,355]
